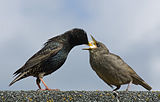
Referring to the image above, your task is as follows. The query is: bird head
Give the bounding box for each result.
[68,28,89,46]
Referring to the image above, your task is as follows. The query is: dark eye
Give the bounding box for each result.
[96,43,100,47]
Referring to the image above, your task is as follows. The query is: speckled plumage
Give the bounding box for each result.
[87,38,152,91]
[9,28,88,90]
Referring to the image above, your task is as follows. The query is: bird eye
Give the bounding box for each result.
[96,43,100,47]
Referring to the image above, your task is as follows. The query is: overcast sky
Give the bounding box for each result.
[0,0,160,91]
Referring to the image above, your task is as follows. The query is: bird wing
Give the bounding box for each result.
[14,43,63,75]
[104,53,136,74]
[98,53,139,85]
[107,54,144,79]
[104,53,146,82]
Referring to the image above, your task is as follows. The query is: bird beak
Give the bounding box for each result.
[82,41,93,50]
[82,35,97,50]
[90,35,97,45]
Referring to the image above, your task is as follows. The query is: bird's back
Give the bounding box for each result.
[105,53,152,90]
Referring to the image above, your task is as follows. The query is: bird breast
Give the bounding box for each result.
[89,51,104,71]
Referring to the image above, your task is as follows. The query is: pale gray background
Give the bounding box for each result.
[0,0,159,91]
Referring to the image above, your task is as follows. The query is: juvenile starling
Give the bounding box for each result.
[83,35,152,91]
[9,28,88,90]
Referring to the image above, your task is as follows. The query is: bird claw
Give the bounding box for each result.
[37,88,60,91]
[112,91,120,102]
[47,89,60,91]
[113,91,119,97]
[126,89,129,92]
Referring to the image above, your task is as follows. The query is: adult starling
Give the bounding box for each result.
[9,28,88,90]
[83,35,152,91]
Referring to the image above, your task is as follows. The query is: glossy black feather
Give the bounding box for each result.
[9,28,88,86]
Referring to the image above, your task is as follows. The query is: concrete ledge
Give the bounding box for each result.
[0,91,160,102]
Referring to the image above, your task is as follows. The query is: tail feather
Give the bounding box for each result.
[132,74,152,91]
[9,72,27,86]
[139,81,152,91]
[13,66,25,76]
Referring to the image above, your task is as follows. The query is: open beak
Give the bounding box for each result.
[82,42,93,50]
[82,35,97,50]
[90,35,97,45]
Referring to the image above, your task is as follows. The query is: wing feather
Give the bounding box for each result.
[14,43,63,75]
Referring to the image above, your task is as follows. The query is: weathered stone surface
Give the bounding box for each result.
[0,91,160,102]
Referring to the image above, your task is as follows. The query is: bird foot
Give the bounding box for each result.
[126,89,129,92]
[113,91,119,97]
[112,91,120,102]
[38,88,60,91]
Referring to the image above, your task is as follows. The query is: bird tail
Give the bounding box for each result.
[139,81,152,91]
[9,72,28,86]
[132,74,152,91]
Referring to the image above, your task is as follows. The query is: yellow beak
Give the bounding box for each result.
[82,41,93,50]
[82,35,97,50]
[90,35,97,45]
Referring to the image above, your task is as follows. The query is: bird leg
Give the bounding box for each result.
[113,91,119,97]
[36,78,42,89]
[39,78,50,90]
[112,85,121,102]
[113,85,121,91]
[39,78,60,91]
[112,91,120,102]
[126,80,133,91]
